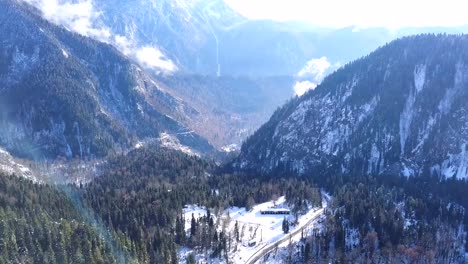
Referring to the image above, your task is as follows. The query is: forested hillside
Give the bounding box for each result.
[297,173,467,263]
[2,141,468,263]
[0,145,324,263]
[235,34,468,180]
[0,0,214,159]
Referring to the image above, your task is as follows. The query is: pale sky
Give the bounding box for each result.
[224,0,468,29]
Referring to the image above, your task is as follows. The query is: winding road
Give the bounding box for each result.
[244,194,330,264]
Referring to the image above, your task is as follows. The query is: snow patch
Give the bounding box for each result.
[134,141,144,149]
[412,115,436,154]
[402,165,415,177]
[222,144,239,153]
[368,143,380,174]
[357,96,379,124]
[439,63,466,114]
[440,143,468,179]
[159,132,199,157]
[399,65,426,155]
[61,48,69,58]
[400,89,416,155]
[414,64,426,93]
[345,227,360,250]
[0,148,37,182]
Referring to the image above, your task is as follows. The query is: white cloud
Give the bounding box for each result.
[114,35,133,55]
[136,47,178,73]
[294,80,316,96]
[297,57,331,81]
[24,0,111,41]
[294,57,341,96]
[224,0,468,29]
[21,0,178,73]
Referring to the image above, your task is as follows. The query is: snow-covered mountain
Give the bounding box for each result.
[92,0,245,76]
[19,0,414,77]
[86,0,468,77]
[234,35,468,179]
[0,0,214,159]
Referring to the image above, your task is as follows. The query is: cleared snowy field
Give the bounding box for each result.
[181,195,327,263]
[227,197,294,263]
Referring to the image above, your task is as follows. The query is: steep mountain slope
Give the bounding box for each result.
[0,0,214,159]
[235,34,468,179]
[93,0,245,76]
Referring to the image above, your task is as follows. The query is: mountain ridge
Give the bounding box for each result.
[234,34,468,179]
[0,0,215,159]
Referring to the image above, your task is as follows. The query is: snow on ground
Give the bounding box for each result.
[132,133,200,157]
[254,192,330,264]
[180,194,329,263]
[134,141,144,149]
[61,48,69,58]
[221,144,239,153]
[0,147,38,182]
[183,205,212,226]
[159,132,200,157]
[269,195,328,246]
[227,196,293,263]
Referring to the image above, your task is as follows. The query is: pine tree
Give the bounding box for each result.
[186,253,196,264]
[282,217,290,234]
[305,242,311,263]
[190,214,197,238]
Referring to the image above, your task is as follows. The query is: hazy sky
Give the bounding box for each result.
[224,0,468,29]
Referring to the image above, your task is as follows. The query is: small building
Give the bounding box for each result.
[260,208,290,215]
[248,240,256,247]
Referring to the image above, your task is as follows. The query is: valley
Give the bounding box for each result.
[1,0,468,263]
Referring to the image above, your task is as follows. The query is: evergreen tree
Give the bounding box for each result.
[282,217,290,234]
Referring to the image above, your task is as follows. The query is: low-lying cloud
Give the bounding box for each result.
[136,47,178,73]
[24,0,111,41]
[297,57,332,81]
[22,0,177,73]
[294,57,340,96]
[293,81,316,96]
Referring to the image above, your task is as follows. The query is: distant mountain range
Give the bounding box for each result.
[36,0,468,77]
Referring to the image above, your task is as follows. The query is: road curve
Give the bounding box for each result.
[244,208,324,264]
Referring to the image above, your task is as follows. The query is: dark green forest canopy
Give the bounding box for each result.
[1,142,468,263]
[0,146,323,263]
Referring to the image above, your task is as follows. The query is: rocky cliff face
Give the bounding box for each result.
[235,35,468,179]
